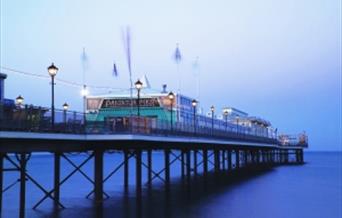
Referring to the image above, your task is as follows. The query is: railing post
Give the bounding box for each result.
[73,111,77,133]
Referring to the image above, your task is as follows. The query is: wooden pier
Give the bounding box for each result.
[0,130,305,218]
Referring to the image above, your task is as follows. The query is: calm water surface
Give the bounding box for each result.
[2,152,341,218]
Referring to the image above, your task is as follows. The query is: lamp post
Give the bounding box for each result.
[210,105,215,135]
[48,63,60,205]
[81,85,89,127]
[223,107,229,132]
[134,79,143,117]
[168,92,175,132]
[62,102,69,126]
[192,99,197,134]
[47,63,58,130]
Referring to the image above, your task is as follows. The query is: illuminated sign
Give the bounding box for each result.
[101,98,160,108]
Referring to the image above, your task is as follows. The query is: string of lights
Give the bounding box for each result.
[0,66,128,92]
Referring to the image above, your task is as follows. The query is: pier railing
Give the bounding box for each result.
[0,103,307,147]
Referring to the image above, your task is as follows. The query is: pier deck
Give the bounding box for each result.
[0,108,307,218]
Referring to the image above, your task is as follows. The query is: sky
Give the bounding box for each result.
[0,0,341,151]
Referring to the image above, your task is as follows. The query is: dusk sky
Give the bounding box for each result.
[0,0,341,150]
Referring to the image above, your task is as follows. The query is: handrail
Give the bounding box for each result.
[0,103,308,147]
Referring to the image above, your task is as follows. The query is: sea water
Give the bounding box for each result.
[1,152,341,218]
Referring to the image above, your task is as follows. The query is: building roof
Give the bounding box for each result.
[87,88,169,99]
[87,87,195,100]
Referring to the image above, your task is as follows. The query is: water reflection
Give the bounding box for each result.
[37,167,272,218]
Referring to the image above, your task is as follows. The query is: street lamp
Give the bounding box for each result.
[15,95,24,106]
[15,95,24,125]
[210,105,215,135]
[47,63,59,129]
[192,99,197,134]
[168,91,175,131]
[81,85,89,97]
[223,107,229,131]
[62,102,69,125]
[63,102,69,111]
[134,79,143,117]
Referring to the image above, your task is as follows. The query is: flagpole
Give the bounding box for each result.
[122,27,134,130]
[195,56,200,103]
[81,47,87,126]
[177,62,181,93]
[175,43,181,94]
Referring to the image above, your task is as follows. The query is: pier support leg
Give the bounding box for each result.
[295,149,303,164]
[227,150,232,171]
[19,153,29,218]
[235,150,240,169]
[285,150,289,164]
[54,152,61,207]
[186,150,191,184]
[94,150,104,203]
[203,149,208,177]
[193,150,197,176]
[256,150,260,164]
[214,149,220,173]
[271,150,275,164]
[300,149,304,163]
[147,149,152,187]
[222,150,225,170]
[243,150,248,167]
[135,150,142,194]
[124,150,129,188]
[181,150,185,179]
[164,149,170,188]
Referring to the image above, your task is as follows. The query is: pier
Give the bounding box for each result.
[0,105,307,218]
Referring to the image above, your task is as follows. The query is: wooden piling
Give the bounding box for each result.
[147,149,152,186]
[54,152,61,206]
[164,149,170,187]
[94,150,104,203]
[124,150,129,188]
